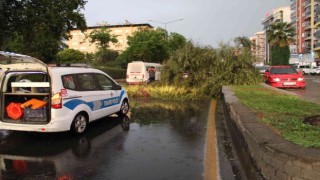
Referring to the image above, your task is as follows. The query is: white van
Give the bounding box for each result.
[293,64,314,75]
[0,52,129,134]
[126,61,163,84]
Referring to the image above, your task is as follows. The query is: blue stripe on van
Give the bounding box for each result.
[63,90,125,111]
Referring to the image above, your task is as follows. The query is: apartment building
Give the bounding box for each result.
[66,23,153,53]
[262,7,292,64]
[250,31,266,64]
[291,0,320,63]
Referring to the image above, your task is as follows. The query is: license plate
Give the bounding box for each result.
[283,82,296,85]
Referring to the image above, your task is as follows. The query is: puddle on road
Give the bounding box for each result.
[0,98,212,180]
[93,98,212,180]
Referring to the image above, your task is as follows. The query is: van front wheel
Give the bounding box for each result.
[71,113,88,135]
[117,100,129,115]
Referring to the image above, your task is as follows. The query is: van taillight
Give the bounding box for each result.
[52,93,62,109]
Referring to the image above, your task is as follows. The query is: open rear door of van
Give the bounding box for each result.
[0,52,50,124]
[0,51,48,72]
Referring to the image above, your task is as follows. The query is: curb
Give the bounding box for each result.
[222,86,320,180]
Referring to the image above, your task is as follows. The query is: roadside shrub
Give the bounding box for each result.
[161,41,261,98]
[123,84,208,101]
[97,67,126,79]
[56,49,86,64]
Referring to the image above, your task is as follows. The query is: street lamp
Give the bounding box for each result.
[148,18,184,30]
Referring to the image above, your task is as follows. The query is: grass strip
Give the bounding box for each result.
[231,85,320,148]
[122,84,208,101]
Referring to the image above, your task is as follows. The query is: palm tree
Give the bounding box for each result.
[266,22,295,65]
[267,22,295,47]
[234,36,253,49]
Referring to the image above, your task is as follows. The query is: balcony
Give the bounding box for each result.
[316,16,320,26]
[315,42,320,48]
[305,0,311,7]
[305,33,312,40]
[305,46,312,52]
[304,21,311,30]
[316,6,320,15]
[291,3,296,10]
[315,31,320,38]
[305,11,312,19]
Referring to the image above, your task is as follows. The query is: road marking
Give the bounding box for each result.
[204,100,220,180]
[312,79,320,83]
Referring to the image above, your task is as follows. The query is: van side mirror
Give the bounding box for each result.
[114,84,122,90]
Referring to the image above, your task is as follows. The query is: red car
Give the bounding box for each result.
[264,66,306,88]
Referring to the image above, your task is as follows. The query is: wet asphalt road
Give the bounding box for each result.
[0,99,210,179]
[0,98,251,180]
[285,75,320,103]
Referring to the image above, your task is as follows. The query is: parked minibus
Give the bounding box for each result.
[126,61,163,84]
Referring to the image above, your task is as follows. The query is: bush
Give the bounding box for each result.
[123,84,208,101]
[56,49,86,64]
[96,66,126,79]
[161,41,261,98]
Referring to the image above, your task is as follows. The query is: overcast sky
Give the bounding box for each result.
[83,0,291,47]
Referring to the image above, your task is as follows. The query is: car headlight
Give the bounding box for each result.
[298,77,304,81]
[273,77,280,82]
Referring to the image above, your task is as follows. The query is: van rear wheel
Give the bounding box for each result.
[117,100,129,115]
[71,113,88,135]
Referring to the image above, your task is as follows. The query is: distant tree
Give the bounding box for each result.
[115,50,131,68]
[167,32,187,52]
[267,22,295,65]
[94,49,119,66]
[56,49,86,64]
[88,27,118,51]
[1,0,87,63]
[234,36,253,49]
[124,28,169,63]
[117,28,186,66]
[87,27,119,65]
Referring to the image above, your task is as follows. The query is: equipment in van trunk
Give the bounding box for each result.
[2,76,50,123]
[21,98,47,109]
[6,102,23,120]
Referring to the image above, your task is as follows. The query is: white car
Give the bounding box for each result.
[309,66,320,75]
[294,65,314,75]
[0,51,129,134]
[255,65,269,74]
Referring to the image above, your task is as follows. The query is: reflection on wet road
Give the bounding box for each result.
[285,75,320,104]
[0,99,212,179]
